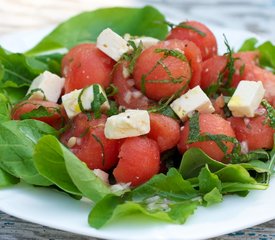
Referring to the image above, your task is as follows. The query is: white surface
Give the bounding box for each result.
[0,11,274,240]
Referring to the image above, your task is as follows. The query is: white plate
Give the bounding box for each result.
[0,7,274,240]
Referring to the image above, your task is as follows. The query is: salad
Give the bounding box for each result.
[0,6,275,231]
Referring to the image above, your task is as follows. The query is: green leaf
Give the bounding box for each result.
[27,6,168,55]
[0,167,20,187]
[89,193,199,229]
[0,120,57,185]
[239,38,275,70]
[0,93,10,122]
[0,47,46,88]
[179,148,225,179]
[33,135,82,196]
[131,168,198,201]
[34,135,112,202]
[215,165,257,184]
[203,187,223,206]
[238,38,258,51]
[198,165,222,194]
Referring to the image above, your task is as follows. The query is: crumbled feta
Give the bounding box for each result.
[96,28,131,61]
[27,71,65,102]
[170,86,215,120]
[228,80,265,117]
[61,84,109,119]
[104,109,150,139]
[124,34,159,49]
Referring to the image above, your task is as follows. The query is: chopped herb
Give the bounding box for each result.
[205,36,237,98]
[91,133,105,166]
[155,48,187,62]
[23,88,46,101]
[91,85,107,119]
[20,105,54,120]
[187,111,200,143]
[105,84,119,97]
[223,35,236,88]
[163,20,206,37]
[121,40,143,74]
[261,99,275,129]
[177,22,206,37]
[187,112,240,156]
[141,47,189,94]
[106,100,119,117]
[148,83,189,116]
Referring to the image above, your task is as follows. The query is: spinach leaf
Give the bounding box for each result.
[34,135,112,202]
[0,120,57,186]
[179,148,225,179]
[27,6,168,55]
[0,167,19,188]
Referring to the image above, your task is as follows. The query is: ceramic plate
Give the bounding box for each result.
[0,5,274,240]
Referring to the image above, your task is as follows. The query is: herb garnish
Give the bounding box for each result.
[91,133,105,166]
[163,20,206,37]
[122,40,143,74]
[141,48,189,95]
[205,36,237,97]
[261,99,275,129]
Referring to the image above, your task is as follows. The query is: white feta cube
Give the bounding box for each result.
[96,28,131,61]
[170,86,215,120]
[124,34,159,49]
[61,84,109,119]
[228,80,265,117]
[104,110,150,139]
[27,71,65,103]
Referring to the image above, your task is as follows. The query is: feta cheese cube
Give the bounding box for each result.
[124,34,159,49]
[27,71,65,103]
[228,80,265,117]
[104,110,150,139]
[97,28,131,61]
[61,84,109,119]
[170,86,215,120]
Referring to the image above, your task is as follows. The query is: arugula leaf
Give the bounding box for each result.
[198,165,222,194]
[0,167,20,188]
[89,169,200,229]
[0,120,57,186]
[179,148,225,179]
[239,38,275,70]
[34,135,112,202]
[131,168,198,201]
[27,6,168,55]
[203,188,223,206]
